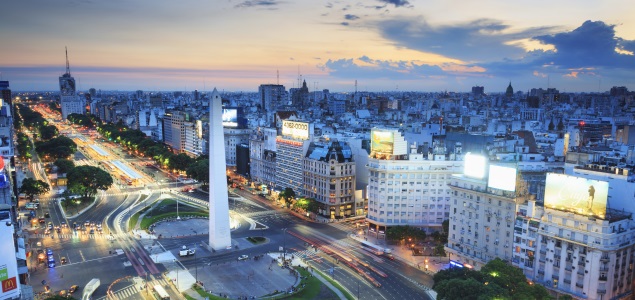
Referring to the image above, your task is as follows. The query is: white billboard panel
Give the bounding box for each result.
[463,153,487,179]
[487,165,517,191]
[282,120,310,140]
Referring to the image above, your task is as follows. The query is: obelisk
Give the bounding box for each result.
[208,88,232,250]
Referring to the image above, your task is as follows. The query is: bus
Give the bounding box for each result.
[153,285,170,300]
[360,241,384,256]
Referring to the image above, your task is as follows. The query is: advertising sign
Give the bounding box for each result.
[1,277,16,293]
[222,108,238,127]
[463,153,487,179]
[544,173,609,217]
[371,129,394,154]
[487,164,517,192]
[282,120,310,140]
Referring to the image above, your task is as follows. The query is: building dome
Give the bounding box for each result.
[505,82,514,97]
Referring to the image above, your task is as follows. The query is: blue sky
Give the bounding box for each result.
[1,0,634,92]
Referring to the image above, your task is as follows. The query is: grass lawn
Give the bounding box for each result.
[139,199,208,229]
[192,285,224,299]
[128,211,141,229]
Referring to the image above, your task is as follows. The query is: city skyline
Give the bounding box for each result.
[1,0,634,92]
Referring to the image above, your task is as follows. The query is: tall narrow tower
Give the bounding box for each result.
[208,88,232,250]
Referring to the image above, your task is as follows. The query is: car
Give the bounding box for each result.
[44,229,50,235]
[84,220,90,226]
[56,228,61,234]
[45,212,50,218]
[59,289,68,297]
[36,241,42,247]
[47,260,55,268]
[61,221,67,228]
[237,255,249,261]
[89,229,94,234]
[61,257,67,264]
[48,222,53,229]
[69,285,79,294]
[44,285,51,293]
[46,248,53,255]
[39,217,45,224]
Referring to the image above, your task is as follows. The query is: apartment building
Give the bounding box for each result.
[303,139,356,218]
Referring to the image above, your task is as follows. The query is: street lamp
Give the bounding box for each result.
[173,259,179,291]
[282,228,288,260]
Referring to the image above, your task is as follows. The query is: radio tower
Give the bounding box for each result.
[65,46,71,75]
[277,69,279,85]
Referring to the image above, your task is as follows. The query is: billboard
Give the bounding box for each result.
[463,153,487,179]
[282,120,310,140]
[222,108,238,127]
[487,164,517,192]
[544,173,609,217]
[0,208,19,299]
[371,129,394,154]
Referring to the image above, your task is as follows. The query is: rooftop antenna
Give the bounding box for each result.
[65,46,71,75]
[547,75,550,89]
[355,80,358,94]
[277,69,280,85]
[297,65,301,89]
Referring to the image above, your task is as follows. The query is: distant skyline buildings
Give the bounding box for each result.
[1,1,635,92]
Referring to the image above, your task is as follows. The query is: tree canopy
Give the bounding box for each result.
[54,158,75,174]
[186,159,209,186]
[278,187,296,204]
[67,166,113,198]
[35,136,77,161]
[433,258,551,300]
[19,178,50,200]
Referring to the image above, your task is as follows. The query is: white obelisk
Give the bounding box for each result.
[208,88,232,250]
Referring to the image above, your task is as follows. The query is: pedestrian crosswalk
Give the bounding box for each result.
[293,249,320,259]
[95,284,139,300]
[32,232,128,240]
[243,210,278,217]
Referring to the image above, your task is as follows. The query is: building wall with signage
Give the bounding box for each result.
[0,205,20,299]
[275,136,309,193]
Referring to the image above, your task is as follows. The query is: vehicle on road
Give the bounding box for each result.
[68,285,79,294]
[360,241,384,256]
[153,285,170,300]
[61,257,67,264]
[238,255,249,261]
[38,217,45,224]
[59,289,68,297]
[46,248,53,255]
[45,212,50,218]
[179,246,195,257]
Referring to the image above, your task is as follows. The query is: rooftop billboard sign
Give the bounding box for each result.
[544,173,609,218]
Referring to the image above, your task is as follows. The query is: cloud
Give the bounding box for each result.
[377,0,410,7]
[344,14,359,21]
[530,20,635,69]
[320,56,449,80]
[377,18,554,62]
[234,0,281,9]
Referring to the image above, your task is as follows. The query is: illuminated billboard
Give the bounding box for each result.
[282,120,310,140]
[463,153,487,179]
[544,173,609,217]
[0,208,19,299]
[488,165,517,191]
[222,108,238,127]
[371,129,394,154]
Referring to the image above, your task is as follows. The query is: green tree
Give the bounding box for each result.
[54,158,75,174]
[168,153,195,173]
[278,187,296,207]
[67,166,113,199]
[39,125,58,140]
[186,159,209,186]
[434,243,446,256]
[19,178,50,200]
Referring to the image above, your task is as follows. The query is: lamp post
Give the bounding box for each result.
[173,259,179,291]
[282,228,288,260]
[194,248,198,283]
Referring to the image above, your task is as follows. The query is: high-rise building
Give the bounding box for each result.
[446,158,526,270]
[183,119,205,158]
[275,120,313,193]
[259,84,286,112]
[367,130,462,235]
[249,127,277,189]
[518,173,635,299]
[59,48,84,119]
[303,139,356,218]
[162,111,188,153]
[224,127,249,166]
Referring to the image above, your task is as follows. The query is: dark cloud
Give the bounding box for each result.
[344,14,359,21]
[471,21,635,79]
[234,0,281,9]
[377,18,554,62]
[530,20,635,69]
[377,0,410,7]
[321,56,447,79]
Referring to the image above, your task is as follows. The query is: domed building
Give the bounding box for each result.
[505,81,514,98]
